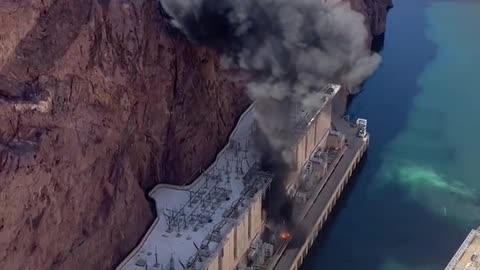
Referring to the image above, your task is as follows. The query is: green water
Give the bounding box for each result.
[379,1,480,227]
[304,1,480,269]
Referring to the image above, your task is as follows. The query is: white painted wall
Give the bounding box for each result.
[207,197,264,270]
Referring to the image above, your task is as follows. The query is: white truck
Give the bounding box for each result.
[356,118,368,139]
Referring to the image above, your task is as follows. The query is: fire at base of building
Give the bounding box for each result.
[116,84,368,270]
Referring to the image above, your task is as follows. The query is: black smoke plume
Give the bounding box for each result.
[159,0,380,155]
[255,127,307,247]
[158,0,380,240]
[255,126,293,225]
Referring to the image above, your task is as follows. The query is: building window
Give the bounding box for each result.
[218,254,222,270]
[234,228,238,259]
[248,208,252,239]
[307,137,310,158]
[304,137,308,160]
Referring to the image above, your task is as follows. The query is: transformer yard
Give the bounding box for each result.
[116,84,369,270]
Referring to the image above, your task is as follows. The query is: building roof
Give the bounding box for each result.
[290,84,340,145]
[445,227,480,270]
[117,106,272,270]
[117,84,340,270]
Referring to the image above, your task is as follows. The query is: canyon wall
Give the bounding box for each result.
[351,0,393,36]
[332,0,393,114]
[0,0,391,269]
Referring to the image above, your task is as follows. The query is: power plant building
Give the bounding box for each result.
[286,85,340,194]
[117,84,342,270]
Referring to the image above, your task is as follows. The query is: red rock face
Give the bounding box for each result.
[0,0,389,269]
[351,0,393,36]
[0,1,248,269]
[332,0,393,114]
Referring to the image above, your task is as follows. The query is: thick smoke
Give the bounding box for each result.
[160,0,380,154]
[159,0,380,234]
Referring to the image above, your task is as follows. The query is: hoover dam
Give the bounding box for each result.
[0,0,393,268]
[116,84,369,270]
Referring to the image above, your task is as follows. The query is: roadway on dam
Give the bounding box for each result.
[273,116,366,270]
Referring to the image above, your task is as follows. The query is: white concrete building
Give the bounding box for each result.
[286,84,340,193]
[116,84,340,270]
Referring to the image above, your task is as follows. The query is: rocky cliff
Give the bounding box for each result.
[351,0,393,36]
[332,0,393,114]
[0,0,390,269]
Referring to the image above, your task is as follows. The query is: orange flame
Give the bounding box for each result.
[280,232,291,240]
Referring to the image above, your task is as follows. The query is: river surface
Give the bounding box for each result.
[303,0,480,269]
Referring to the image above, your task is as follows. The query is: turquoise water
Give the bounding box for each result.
[303,1,480,269]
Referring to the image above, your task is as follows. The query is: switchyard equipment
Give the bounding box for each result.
[117,84,351,270]
[117,104,271,270]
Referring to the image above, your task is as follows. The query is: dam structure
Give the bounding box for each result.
[445,227,480,270]
[116,84,369,270]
